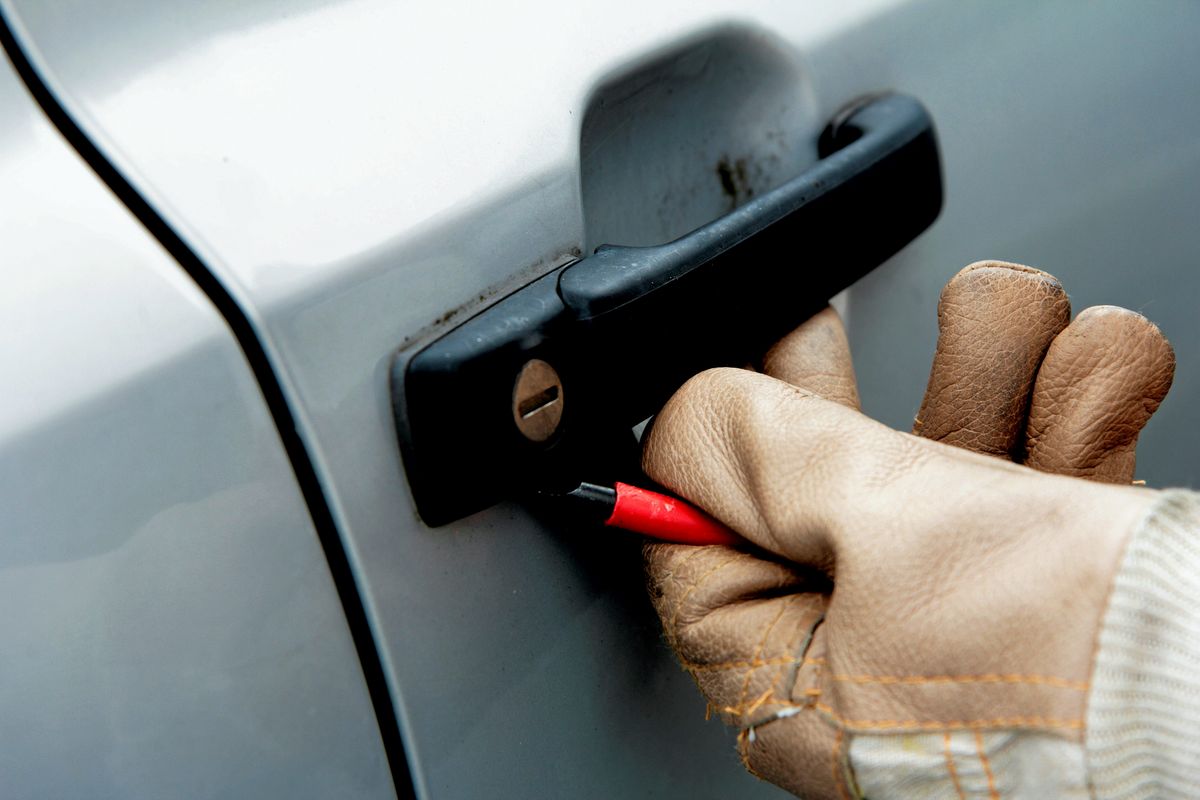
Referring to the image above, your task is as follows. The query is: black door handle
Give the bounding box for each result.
[393,93,942,526]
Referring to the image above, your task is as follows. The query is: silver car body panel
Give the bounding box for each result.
[3,0,1198,796]
[0,49,392,799]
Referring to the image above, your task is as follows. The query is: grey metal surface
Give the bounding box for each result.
[812,3,1200,488]
[0,52,392,799]
[5,1,1198,797]
[581,27,820,251]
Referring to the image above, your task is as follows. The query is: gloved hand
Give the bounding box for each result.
[644,262,1175,798]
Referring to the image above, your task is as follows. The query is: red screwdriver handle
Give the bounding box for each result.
[606,482,743,546]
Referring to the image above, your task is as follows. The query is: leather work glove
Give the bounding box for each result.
[644,262,1182,798]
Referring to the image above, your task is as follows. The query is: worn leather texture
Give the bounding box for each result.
[644,264,1175,798]
[761,306,860,410]
[916,261,1071,458]
[1025,305,1174,483]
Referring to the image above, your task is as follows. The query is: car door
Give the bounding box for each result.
[3,2,1197,797]
[0,41,393,799]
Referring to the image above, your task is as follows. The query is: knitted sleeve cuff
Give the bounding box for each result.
[1087,489,1200,798]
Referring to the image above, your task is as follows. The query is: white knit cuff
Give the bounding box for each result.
[1086,490,1200,798]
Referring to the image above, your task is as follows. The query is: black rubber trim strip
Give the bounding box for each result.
[0,13,416,800]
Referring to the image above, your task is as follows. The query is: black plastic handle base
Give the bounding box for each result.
[393,93,942,526]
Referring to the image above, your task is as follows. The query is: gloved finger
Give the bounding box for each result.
[645,541,842,798]
[1025,305,1175,483]
[642,365,1146,568]
[642,367,911,566]
[759,305,860,409]
[914,261,1070,457]
[648,307,853,796]
[642,373,834,720]
[645,544,827,724]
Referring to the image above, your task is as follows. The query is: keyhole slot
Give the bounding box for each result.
[519,385,559,418]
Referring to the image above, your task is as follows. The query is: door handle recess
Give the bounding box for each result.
[392,93,942,526]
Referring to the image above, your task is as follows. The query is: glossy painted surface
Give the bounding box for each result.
[0,51,391,798]
[5,1,1199,797]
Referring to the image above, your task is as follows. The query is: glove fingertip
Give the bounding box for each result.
[917,260,1071,458]
[1025,305,1175,483]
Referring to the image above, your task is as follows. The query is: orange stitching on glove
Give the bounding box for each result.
[691,659,1087,688]
[943,732,966,800]
[722,692,1083,733]
[722,687,778,719]
[813,702,1083,732]
[736,597,796,711]
[829,672,1088,691]
[974,730,1000,799]
[722,675,787,718]
[721,689,805,719]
